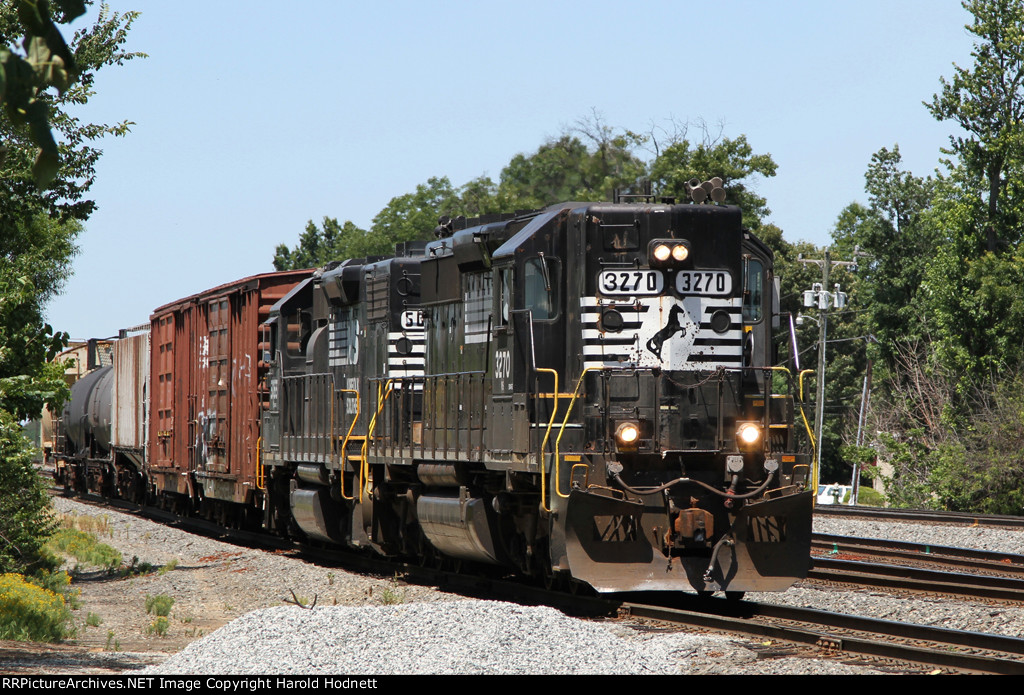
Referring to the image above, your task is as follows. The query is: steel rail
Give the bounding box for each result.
[619,597,1024,675]
[813,533,1024,575]
[814,504,1024,528]
[808,557,1024,602]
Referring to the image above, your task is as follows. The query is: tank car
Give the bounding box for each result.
[260,196,814,595]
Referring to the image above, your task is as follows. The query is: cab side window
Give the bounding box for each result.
[742,259,763,323]
[524,256,559,321]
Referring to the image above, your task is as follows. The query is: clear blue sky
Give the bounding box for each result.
[47,0,975,339]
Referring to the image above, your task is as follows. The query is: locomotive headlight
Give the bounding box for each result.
[615,422,641,447]
[649,239,691,268]
[736,422,762,447]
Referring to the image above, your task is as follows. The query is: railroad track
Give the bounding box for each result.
[809,533,1024,603]
[813,533,1024,575]
[616,595,1024,675]
[815,504,1024,528]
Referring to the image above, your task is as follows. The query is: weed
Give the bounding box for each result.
[119,556,155,577]
[378,576,407,606]
[146,616,170,637]
[44,529,122,571]
[145,594,175,617]
[59,513,111,536]
[105,630,120,651]
[157,558,179,576]
[327,572,334,586]
[85,612,102,628]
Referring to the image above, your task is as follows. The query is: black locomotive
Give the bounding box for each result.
[258,194,814,594]
[53,189,813,595]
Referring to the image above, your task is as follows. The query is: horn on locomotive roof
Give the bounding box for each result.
[684,177,727,204]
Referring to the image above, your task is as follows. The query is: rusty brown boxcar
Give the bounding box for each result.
[148,270,310,518]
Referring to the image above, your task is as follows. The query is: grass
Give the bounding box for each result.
[377,576,407,605]
[44,529,122,571]
[58,513,112,537]
[157,558,179,576]
[144,594,175,637]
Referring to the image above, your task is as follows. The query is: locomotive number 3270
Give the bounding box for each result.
[599,270,664,296]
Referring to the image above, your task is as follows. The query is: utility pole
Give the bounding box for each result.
[798,248,853,494]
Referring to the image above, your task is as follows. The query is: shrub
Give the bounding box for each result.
[855,486,885,507]
[0,414,58,575]
[146,616,170,637]
[145,594,174,617]
[0,573,75,642]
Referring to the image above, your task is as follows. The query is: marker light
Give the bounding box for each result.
[652,244,672,262]
[737,423,762,446]
[671,245,689,262]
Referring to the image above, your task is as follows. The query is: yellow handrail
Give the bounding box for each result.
[535,368,558,513]
[797,368,817,493]
[337,388,360,501]
[255,436,264,490]
[552,367,601,504]
[359,380,393,503]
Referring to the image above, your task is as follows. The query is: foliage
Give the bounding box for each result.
[0,572,75,642]
[0,0,85,188]
[1,1,144,219]
[45,527,122,570]
[144,593,174,617]
[855,486,885,507]
[146,615,169,637]
[0,411,57,574]
[1,214,76,420]
[831,146,936,360]
[0,3,138,585]
[649,128,778,232]
[274,115,779,270]
[273,217,370,271]
[926,0,1024,251]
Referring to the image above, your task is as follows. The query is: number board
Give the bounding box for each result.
[675,270,732,296]
[598,270,664,296]
[401,310,425,330]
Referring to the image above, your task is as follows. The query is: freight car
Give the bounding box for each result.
[55,190,814,596]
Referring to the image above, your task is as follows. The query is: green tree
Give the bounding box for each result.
[0,0,84,188]
[2,2,144,225]
[272,217,369,271]
[926,0,1024,251]
[831,147,935,361]
[650,130,778,233]
[0,1,141,574]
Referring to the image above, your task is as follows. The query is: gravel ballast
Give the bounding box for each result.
[28,497,1024,675]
